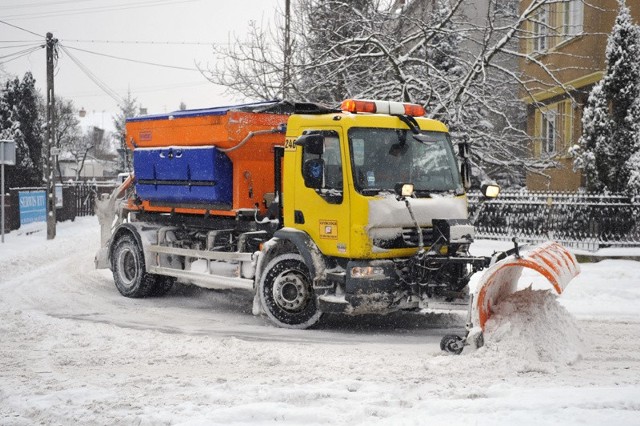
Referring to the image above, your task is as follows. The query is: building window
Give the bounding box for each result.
[563,0,584,38]
[534,100,575,158]
[542,110,557,154]
[533,5,549,52]
[527,1,583,53]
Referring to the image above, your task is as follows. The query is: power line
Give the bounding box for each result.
[2,0,101,11]
[0,45,44,63]
[4,0,202,20]
[0,19,44,39]
[0,45,43,59]
[59,39,225,46]
[58,44,124,105]
[0,40,44,43]
[68,80,212,98]
[62,44,201,72]
[0,43,43,50]
[0,47,44,65]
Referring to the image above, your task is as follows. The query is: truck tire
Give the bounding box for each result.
[259,253,322,329]
[112,234,172,298]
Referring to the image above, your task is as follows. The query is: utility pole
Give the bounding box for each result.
[283,0,291,100]
[45,32,57,240]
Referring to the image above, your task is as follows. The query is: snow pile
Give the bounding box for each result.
[482,287,585,366]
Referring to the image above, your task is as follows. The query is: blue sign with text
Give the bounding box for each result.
[19,191,46,225]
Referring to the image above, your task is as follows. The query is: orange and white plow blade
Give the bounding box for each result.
[473,241,580,331]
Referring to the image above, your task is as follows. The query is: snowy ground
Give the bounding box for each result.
[1,217,640,425]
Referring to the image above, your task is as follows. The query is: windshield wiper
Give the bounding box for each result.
[412,134,440,144]
[360,188,382,195]
[415,188,457,195]
[412,190,434,198]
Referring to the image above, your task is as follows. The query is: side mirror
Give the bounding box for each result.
[295,134,324,155]
[460,160,472,190]
[303,158,324,189]
[481,183,500,198]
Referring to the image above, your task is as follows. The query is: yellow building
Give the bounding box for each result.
[520,0,640,190]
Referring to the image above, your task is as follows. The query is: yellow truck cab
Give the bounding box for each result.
[283,101,467,259]
[258,100,482,328]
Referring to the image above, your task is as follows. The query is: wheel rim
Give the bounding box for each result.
[441,335,464,354]
[117,248,138,289]
[272,270,310,313]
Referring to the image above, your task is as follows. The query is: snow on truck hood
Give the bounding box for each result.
[367,193,467,232]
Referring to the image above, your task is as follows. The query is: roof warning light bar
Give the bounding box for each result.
[340,99,426,117]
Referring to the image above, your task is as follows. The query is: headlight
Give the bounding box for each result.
[351,266,385,278]
[481,183,500,198]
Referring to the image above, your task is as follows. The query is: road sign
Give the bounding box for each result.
[19,191,47,225]
[1,140,16,165]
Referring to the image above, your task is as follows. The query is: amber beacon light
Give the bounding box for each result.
[340,99,426,117]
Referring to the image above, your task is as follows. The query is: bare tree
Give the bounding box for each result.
[50,97,82,182]
[63,128,103,180]
[206,0,598,184]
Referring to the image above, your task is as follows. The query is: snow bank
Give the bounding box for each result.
[482,288,584,366]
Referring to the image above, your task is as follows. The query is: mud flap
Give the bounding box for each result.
[473,241,581,331]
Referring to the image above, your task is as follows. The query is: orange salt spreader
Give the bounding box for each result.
[124,101,289,217]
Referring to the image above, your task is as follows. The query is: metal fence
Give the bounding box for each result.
[468,190,640,251]
[73,184,97,217]
[68,182,117,217]
[11,183,634,252]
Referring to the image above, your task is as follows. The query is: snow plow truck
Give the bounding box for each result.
[95,99,580,353]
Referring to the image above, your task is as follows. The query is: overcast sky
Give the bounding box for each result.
[1,0,281,130]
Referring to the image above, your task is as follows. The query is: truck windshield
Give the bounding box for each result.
[348,128,463,196]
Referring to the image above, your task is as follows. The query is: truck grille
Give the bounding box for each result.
[372,227,433,249]
[401,227,434,247]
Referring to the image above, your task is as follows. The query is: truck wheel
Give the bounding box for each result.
[259,253,322,329]
[112,234,161,298]
[440,334,464,355]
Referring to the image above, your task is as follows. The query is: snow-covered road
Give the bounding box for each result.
[1,217,639,425]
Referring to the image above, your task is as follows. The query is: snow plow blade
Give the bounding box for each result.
[473,241,580,331]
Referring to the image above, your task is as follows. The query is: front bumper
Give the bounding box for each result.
[317,259,408,314]
[317,251,484,315]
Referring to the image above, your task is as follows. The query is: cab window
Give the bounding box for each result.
[301,130,343,203]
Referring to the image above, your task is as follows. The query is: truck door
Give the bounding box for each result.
[293,129,351,258]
